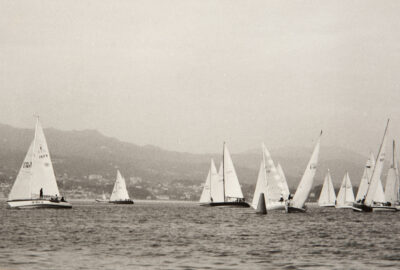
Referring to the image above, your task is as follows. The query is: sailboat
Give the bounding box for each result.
[318,170,336,207]
[95,191,108,203]
[285,131,322,213]
[335,172,354,209]
[202,143,249,207]
[7,117,72,209]
[276,163,290,196]
[384,141,400,210]
[355,152,375,203]
[109,170,134,204]
[353,119,396,212]
[251,144,289,210]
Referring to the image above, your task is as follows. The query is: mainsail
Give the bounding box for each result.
[365,120,389,206]
[318,170,336,206]
[336,172,354,207]
[223,143,244,200]
[385,141,400,205]
[291,132,322,209]
[110,170,131,201]
[355,152,375,202]
[8,118,60,200]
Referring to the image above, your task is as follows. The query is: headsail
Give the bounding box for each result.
[276,163,290,197]
[336,172,354,207]
[8,141,34,200]
[110,170,131,201]
[355,152,375,202]
[318,170,336,206]
[291,131,322,209]
[200,159,221,203]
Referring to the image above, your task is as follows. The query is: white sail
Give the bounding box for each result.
[223,144,244,199]
[318,171,336,206]
[276,163,290,197]
[8,141,34,200]
[336,173,354,207]
[263,144,287,204]
[365,120,389,206]
[200,159,221,203]
[30,119,60,198]
[355,152,375,202]
[373,179,386,203]
[251,161,267,209]
[110,170,131,201]
[385,141,399,204]
[102,192,107,201]
[8,118,60,200]
[211,161,224,202]
[291,132,321,209]
[199,168,212,203]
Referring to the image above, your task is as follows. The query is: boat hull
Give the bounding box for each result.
[352,203,372,212]
[109,200,134,204]
[266,201,286,211]
[7,199,72,209]
[335,205,354,209]
[372,206,397,212]
[318,204,335,207]
[200,201,250,208]
[285,206,306,213]
[95,199,108,203]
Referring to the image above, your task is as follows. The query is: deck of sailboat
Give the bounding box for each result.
[109,200,134,204]
[7,199,72,209]
[200,201,250,208]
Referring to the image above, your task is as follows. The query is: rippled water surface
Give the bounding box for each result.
[0,201,399,270]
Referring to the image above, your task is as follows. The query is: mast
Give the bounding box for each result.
[364,119,390,203]
[30,115,39,199]
[209,159,212,200]
[222,142,226,202]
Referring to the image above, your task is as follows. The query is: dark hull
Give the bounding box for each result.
[352,203,372,212]
[285,206,306,213]
[200,201,250,208]
[109,200,134,204]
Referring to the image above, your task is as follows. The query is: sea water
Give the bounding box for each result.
[0,201,399,270]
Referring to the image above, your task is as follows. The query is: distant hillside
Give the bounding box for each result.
[0,123,374,192]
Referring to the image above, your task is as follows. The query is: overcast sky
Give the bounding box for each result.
[1,0,400,154]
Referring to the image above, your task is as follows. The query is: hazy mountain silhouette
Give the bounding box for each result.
[0,123,372,190]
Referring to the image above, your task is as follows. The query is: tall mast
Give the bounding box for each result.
[209,159,212,200]
[30,115,39,198]
[222,142,226,202]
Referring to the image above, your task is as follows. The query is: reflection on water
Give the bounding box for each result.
[0,201,399,270]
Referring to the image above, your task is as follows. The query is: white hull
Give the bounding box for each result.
[372,206,397,212]
[335,205,354,209]
[95,199,108,203]
[319,203,335,207]
[266,201,286,211]
[7,199,72,209]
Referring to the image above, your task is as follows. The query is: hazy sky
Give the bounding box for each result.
[1,0,400,154]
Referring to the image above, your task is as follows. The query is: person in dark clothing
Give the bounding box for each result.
[39,188,43,198]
